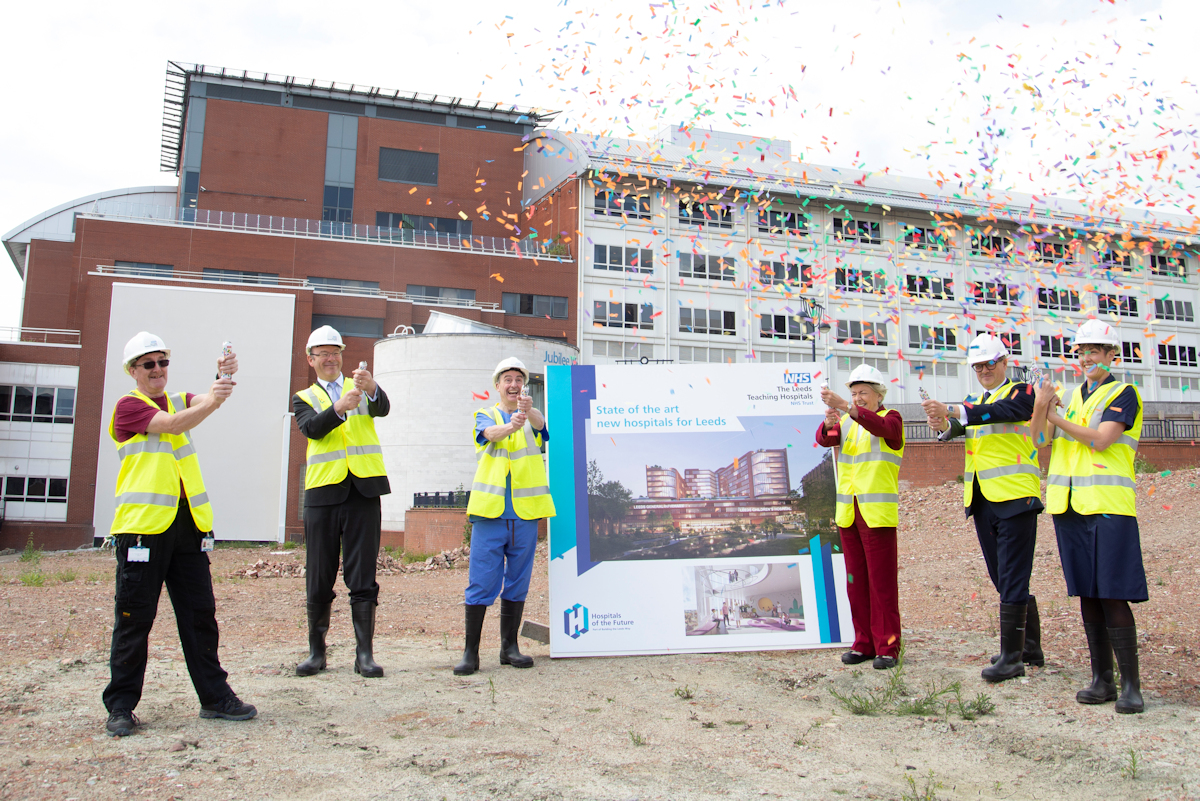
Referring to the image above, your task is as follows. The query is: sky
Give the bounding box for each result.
[3,0,1196,331]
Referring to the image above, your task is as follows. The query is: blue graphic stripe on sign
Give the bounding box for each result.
[547,365,575,562]
[572,366,600,576]
[809,535,831,643]
[822,539,841,643]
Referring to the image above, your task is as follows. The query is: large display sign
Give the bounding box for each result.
[546,363,851,657]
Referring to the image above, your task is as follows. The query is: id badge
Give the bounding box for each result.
[127,546,150,563]
[201,535,215,553]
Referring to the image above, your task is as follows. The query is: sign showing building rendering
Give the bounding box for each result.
[546,362,850,657]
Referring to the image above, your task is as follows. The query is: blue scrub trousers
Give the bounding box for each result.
[465,517,539,605]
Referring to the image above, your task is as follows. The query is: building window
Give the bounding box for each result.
[322,186,354,223]
[593,301,653,330]
[594,244,653,273]
[378,147,439,185]
[1037,288,1081,312]
[3,476,67,503]
[759,314,809,340]
[0,385,74,424]
[309,314,384,339]
[970,281,1020,306]
[406,285,476,305]
[1033,240,1074,263]
[1153,298,1195,322]
[908,361,958,377]
[376,212,471,238]
[680,308,736,336]
[202,268,279,285]
[114,261,173,278]
[678,346,739,364]
[678,201,733,229]
[969,234,1013,259]
[909,324,957,351]
[1122,341,1143,364]
[757,350,810,363]
[593,340,654,359]
[756,209,808,236]
[1095,248,1132,270]
[905,274,954,300]
[595,190,650,219]
[975,330,1022,356]
[901,224,949,251]
[832,218,881,245]
[839,356,890,374]
[758,261,811,286]
[1150,253,1187,278]
[679,253,735,281]
[835,267,886,293]
[835,320,888,346]
[1039,334,1070,359]
[503,293,568,319]
[1160,375,1189,391]
[1097,293,1139,318]
[1158,344,1199,367]
[308,276,380,294]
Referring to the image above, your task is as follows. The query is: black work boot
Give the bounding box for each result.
[981,603,1027,683]
[1109,626,1144,714]
[1076,622,1118,704]
[499,599,534,669]
[350,602,384,678]
[992,595,1047,666]
[296,602,331,677]
[453,604,487,676]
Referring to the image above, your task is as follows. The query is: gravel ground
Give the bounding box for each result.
[0,468,1197,800]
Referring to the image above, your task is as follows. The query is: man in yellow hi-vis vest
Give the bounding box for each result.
[922,333,1044,684]
[102,332,256,738]
[453,357,555,676]
[292,326,390,679]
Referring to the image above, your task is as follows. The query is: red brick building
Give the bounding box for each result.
[1,62,577,549]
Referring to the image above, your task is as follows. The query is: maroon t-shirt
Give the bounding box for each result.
[113,393,195,443]
[815,405,904,451]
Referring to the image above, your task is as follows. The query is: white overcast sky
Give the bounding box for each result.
[2,0,1194,329]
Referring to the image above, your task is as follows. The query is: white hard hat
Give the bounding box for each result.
[844,364,888,398]
[1073,319,1120,348]
[492,357,530,385]
[967,333,1010,366]
[123,331,170,374]
[306,325,345,354]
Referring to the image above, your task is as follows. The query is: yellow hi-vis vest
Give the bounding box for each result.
[835,408,905,528]
[466,405,556,520]
[295,382,386,490]
[109,389,213,535]
[963,380,1041,507]
[1046,380,1142,516]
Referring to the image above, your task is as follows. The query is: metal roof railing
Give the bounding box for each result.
[0,327,82,346]
[79,201,572,262]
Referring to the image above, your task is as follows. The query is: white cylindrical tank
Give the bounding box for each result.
[373,316,578,534]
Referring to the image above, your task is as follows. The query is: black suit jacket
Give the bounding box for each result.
[292,383,392,507]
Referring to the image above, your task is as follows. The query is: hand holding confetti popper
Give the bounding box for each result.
[219,341,233,379]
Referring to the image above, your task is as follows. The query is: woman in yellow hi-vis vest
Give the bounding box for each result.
[454,358,555,676]
[102,332,256,739]
[1031,320,1148,714]
[817,365,906,671]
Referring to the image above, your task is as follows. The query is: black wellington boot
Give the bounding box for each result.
[296,601,331,676]
[499,599,534,669]
[1076,622,1118,704]
[981,603,1026,683]
[453,605,487,676]
[990,595,1045,666]
[1109,626,1144,714]
[350,602,384,678]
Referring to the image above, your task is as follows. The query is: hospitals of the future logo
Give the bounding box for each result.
[564,604,589,639]
[564,604,635,638]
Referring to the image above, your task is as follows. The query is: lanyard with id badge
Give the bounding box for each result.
[127,536,150,563]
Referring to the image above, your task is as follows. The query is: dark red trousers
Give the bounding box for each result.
[840,500,901,658]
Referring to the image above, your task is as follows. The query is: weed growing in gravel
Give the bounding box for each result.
[673,685,695,700]
[55,570,78,584]
[401,550,436,564]
[830,646,909,715]
[794,719,823,746]
[831,646,996,721]
[488,676,497,704]
[1120,748,1141,780]
[628,731,647,746]
[19,536,41,565]
[901,769,942,801]
[894,680,958,716]
[281,541,298,550]
[18,570,45,587]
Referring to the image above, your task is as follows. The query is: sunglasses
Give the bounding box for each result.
[972,358,1004,372]
[136,359,170,370]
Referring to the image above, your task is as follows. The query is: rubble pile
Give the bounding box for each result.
[231,546,470,579]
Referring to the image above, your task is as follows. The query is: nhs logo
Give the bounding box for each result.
[782,371,812,385]
[563,604,590,639]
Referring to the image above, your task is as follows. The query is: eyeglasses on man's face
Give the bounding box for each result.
[972,358,1004,373]
[137,359,170,370]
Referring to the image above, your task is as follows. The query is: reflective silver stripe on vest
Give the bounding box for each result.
[513,484,552,498]
[171,393,187,410]
[347,445,382,456]
[976,463,1041,481]
[303,388,323,407]
[483,444,512,461]
[836,492,899,505]
[115,491,180,508]
[1047,474,1071,486]
[970,423,1028,437]
[118,436,175,460]
[174,444,197,460]
[472,480,507,495]
[189,491,210,507]
[307,449,348,465]
[837,451,902,466]
[1062,474,1137,490]
[964,471,975,484]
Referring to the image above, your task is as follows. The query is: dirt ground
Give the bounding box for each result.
[1,469,1198,800]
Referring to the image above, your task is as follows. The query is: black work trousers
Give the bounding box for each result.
[304,484,381,606]
[972,498,1039,606]
[103,502,231,713]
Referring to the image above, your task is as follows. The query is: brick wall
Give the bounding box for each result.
[402,508,468,554]
[21,239,76,331]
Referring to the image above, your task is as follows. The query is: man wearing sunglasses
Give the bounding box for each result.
[103,331,256,737]
[921,334,1044,683]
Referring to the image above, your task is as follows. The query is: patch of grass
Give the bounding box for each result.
[281,541,298,551]
[830,646,908,716]
[215,541,269,549]
[18,570,45,587]
[19,536,42,565]
[700,721,716,729]
[401,550,437,564]
[628,731,647,746]
[54,570,78,584]
[895,680,959,717]
[957,691,995,720]
[673,685,695,700]
[901,769,942,801]
[1120,748,1141,780]
[1133,454,1156,475]
[85,572,102,584]
[723,719,746,726]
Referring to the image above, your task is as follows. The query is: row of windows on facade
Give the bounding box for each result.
[591,192,1194,271]
[0,386,76,424]
[321,147,440,222]
[3,476,67,503]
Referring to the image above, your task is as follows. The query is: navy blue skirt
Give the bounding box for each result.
[1052,506,1148,602]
